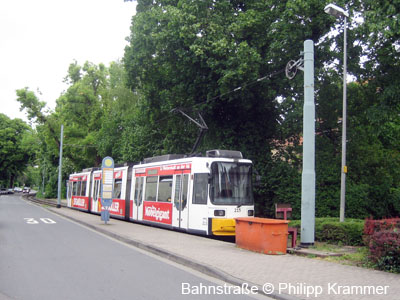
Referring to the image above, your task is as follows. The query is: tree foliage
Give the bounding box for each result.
[9,0,400,218]
[0,114,36,187]
[16,61,139,197]
[124,0,332,157]
[123,0,400,219]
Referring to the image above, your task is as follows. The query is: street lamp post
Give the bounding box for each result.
[57,124,64,209]
[324,3,349,222]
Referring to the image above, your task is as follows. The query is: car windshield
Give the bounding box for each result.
[210,162,254,206]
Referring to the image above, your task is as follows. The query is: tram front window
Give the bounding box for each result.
[210,162,254,206]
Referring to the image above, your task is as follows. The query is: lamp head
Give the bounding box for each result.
[324,3,349,18]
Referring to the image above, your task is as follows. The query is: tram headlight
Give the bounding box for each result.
[214,210,225,217]
[248,210,254,216]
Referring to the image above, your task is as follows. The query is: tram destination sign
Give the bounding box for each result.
[101,156,114,224]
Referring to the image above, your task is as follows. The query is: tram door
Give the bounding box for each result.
[132,176,144,220]
[173,173,189,229]
[92,179,101,213]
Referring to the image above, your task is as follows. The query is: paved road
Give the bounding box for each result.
[0,195,270,300]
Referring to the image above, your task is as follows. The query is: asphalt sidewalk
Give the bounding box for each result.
[44,205,399,300]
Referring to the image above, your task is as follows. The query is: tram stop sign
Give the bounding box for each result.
[101,156,114,224]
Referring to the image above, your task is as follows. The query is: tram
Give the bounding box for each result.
[67,150,255,236]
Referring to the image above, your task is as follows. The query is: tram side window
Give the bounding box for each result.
[114,179,122,199]
[158,176,172,202]
[193,174,208,204]
[93,180,99,201]
[174,175,181,204]
[182,174,188,209]
[67,182,72,199]
[78,182,81,195]
[134,177,144,205]
[76,181,82,196]
[145,176,158,201]
[72,182,78,196]
[81,181,87,196]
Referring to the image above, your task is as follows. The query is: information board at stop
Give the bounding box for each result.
[101,156,114,223]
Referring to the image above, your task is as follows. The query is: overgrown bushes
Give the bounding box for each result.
[288,217,400,273]
[363,218,400,244]
[364,218,400,273]
[368,230,400,273]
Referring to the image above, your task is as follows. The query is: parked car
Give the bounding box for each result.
[7,188,14,194]
[14,187,22,192]
[0,188,7,195]
[23,187,31,194]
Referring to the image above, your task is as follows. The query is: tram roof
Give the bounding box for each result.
[72,150,248,175]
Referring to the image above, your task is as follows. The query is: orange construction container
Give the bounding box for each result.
[235,217,289,255]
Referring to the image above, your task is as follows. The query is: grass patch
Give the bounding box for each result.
[310,242,371,268]
[310,242,345,253]
[324,247,372,267]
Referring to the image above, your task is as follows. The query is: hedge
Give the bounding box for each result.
[363,217,400,273]
[288,218,365,246]
[363,217,400,245]
[368,230,400,273]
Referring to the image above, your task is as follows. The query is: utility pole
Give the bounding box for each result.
[300,40,316,246]
[286,40,315,246]
[57,124,64,208]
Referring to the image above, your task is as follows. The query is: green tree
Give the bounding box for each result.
[0,114,36,187]
[17,61,140,196]
[124,0,335,216]
[94,61,142,162]
[56,61,107,169]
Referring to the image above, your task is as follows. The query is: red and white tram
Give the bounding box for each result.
[67,150,255,236]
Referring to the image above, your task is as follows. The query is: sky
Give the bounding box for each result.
[0,0,137,122]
